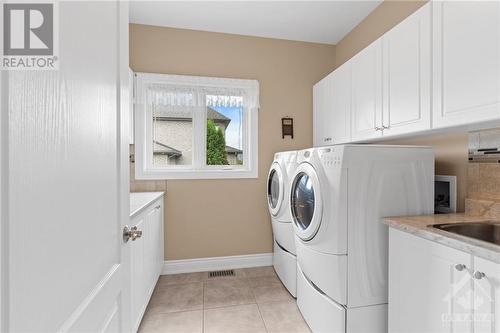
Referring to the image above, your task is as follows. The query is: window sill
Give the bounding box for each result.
[135,168,258,180]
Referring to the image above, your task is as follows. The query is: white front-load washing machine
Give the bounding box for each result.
[267,150,298,297]
[290,145,434,333]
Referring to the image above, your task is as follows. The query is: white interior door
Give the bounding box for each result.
[1,2,131,332]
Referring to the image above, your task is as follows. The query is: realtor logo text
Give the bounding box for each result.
[1,2,58,70]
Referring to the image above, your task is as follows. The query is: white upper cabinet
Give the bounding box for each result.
[382,3,431,137]
[432,1,500,128]
[330,62,352,144]
[313,1,500,144]
[313,75,330,147]
[313,62,352,147]
[351,39,383,141]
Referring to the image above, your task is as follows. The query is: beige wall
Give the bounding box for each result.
[335,0,428,68]
[130,24,336,260]
[335,0,469,212]
[384,134,469,213]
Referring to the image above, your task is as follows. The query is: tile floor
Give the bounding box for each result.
[139,266,311,333]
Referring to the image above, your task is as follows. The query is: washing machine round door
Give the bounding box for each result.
[267,162,284,216]
[290,163,323,241]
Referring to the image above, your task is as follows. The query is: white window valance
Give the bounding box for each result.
[135,73,260,109]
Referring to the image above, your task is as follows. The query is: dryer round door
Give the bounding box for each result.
[267,162,284,216]
[290,163,323,241]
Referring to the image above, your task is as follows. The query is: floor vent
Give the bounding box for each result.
[209,269,235,278]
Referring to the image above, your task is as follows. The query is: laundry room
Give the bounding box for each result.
[1,1,500,332]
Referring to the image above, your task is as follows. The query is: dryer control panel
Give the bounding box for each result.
[318,147,342,167]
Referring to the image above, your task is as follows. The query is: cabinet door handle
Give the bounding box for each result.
[375,126,382,131]
[472,270,486,280]
[324,137,332,142]
[155,205,161,210]
[454,264,467,271]
[382,125,390,130]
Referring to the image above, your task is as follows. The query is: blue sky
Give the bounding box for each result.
[212,106,243,150]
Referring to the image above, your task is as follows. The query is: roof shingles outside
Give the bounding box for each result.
[153,106,231,126]
[225,145,242,154]
[153,140,182,157]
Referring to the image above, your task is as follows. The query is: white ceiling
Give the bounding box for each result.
[129,1,382,45]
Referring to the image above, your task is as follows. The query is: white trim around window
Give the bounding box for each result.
[134,72,259,180]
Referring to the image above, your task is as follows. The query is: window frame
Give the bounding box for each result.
[134,72,259,180]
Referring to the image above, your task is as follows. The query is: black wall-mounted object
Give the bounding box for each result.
[282,117,294,139]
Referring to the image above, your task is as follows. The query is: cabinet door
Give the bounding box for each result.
[473,256,500,333]
[351,39,383,141]
[313,75,331,146]
[130,216,146,331]
[150,201,163,279]
[330,62,352,144]
[157,202,164,276]
[382,3,431,137]
[145,207,157,292]
[433,1,500,128]
[389,229,472,333]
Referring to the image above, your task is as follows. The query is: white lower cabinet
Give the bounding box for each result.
[473,256,500,333]
[389,228,500,333]
[130,198,164,332]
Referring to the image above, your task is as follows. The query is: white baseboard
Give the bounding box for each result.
[162,253,273,275]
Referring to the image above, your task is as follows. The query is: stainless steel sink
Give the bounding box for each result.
[431,222,500,245]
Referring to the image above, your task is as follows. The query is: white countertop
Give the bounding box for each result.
[130,192,164,218]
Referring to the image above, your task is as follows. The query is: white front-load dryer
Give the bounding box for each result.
[291,145,435,333]
[267,150,298,297]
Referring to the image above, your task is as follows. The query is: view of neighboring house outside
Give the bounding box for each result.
[225,145,243,165]
[153,106,243,166]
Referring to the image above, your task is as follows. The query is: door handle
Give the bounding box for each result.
[123,225,143,243]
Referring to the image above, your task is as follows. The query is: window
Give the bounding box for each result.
[134,73,259,179]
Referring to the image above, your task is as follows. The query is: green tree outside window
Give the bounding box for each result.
[206,119,228,165]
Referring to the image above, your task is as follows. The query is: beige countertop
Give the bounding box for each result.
[383,214,500,263]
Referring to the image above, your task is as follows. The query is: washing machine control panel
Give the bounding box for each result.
[318,148,342,167]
